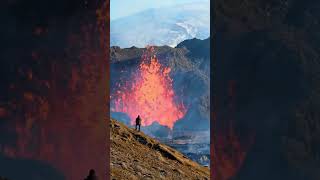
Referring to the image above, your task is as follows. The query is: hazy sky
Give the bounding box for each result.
[111,0,210,20]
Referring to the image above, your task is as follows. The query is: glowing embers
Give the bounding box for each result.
[112,46,185,129]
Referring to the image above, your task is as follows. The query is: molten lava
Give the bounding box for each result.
[112,46,185,129]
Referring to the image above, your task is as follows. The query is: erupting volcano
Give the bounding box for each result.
[111,46,186,129]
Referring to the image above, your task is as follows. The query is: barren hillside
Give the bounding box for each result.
[110,119,210,180]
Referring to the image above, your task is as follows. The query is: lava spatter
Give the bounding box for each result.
[112,46,185,129]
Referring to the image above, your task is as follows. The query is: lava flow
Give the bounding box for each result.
[112,46,186,129]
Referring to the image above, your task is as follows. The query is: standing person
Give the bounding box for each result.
[84,169,98,180]
[135,115,141,132]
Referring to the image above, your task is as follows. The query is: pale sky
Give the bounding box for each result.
[111,0,210,20]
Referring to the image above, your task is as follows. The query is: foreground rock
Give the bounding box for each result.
[110,119,210,180]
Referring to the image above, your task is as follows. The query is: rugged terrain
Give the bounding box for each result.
[110,119,210,180]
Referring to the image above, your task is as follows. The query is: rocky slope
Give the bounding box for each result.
[110,119,210,180]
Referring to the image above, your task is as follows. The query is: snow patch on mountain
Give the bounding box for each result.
[111,1,210,48]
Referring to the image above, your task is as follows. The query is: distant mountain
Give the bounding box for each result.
[111,2,210,48]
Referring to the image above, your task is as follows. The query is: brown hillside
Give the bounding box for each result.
[110,119,210,180]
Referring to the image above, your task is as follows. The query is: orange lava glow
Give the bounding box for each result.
[112,46,186,129]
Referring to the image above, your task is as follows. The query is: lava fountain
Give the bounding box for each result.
[111,46,186,129]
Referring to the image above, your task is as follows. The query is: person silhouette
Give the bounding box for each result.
[135,115,141,132]
[84,169,98,180]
